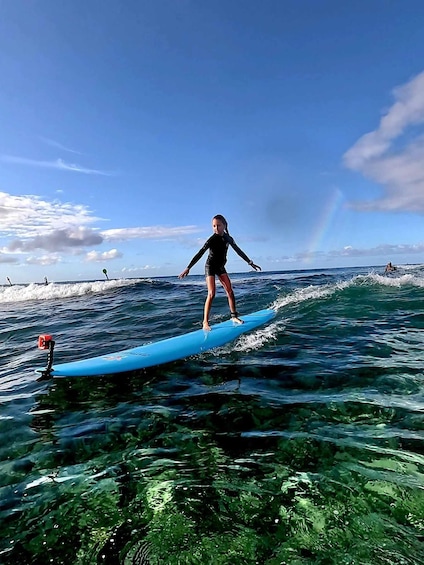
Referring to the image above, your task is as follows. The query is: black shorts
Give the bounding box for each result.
[205,263,227,277]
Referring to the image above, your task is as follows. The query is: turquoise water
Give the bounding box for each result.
[1,266,424,564]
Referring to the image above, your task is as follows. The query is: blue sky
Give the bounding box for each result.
[2,0,424,283]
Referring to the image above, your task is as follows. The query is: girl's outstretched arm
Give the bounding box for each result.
[229,239,261,271]
[178,240,210,278]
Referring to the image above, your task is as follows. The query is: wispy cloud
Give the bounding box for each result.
[101,226,200,241]
[293,242,424,262]
[343,71,424,213]
[121,265,160,273]
[39,136,82,155]
[1,155,112,176]
[329,243,424,258]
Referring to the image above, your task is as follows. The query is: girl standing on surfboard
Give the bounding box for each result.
[178,214,261,331]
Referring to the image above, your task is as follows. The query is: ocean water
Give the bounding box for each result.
[1,265,424,564]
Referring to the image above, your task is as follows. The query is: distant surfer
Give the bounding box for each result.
[178,214,261,331]
[44,276,49,285]
[102,268,109,280]
[385,262,397,273]
[6,276,12,286]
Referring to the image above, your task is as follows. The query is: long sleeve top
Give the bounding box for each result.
[187,233,252,270]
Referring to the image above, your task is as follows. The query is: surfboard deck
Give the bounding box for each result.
[36,309,275,377]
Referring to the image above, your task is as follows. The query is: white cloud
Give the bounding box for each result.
[1,155,111,175]
[329,242,424,258]
[0,191,101,238]
[8,227,104,252]
[0,192,199,242]
[121,265,160,272]
[0,253,18,264]
[26,254,62,266]
[343,71,424,212]
[289,242,424,264]
[101,226,200,241]
[85,249,123,262]
[0,191,201,267]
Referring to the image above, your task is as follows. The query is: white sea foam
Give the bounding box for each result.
[271,283,336,312]
[0,278,143,304]
[233,321,281,352]
[359,271,424,288]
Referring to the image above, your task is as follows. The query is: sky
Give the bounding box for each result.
[2,0,424,283]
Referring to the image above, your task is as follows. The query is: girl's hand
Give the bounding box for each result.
[178,268,190,279]
[250,263,261,271]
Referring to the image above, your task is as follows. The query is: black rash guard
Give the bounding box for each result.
[186,233,252,276]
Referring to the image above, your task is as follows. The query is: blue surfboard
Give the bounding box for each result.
[36,309,275,377]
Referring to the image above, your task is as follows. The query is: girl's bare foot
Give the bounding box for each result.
[232,316,244,325]
[203,321,211,331]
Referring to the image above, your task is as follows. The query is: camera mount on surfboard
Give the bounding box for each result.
[37,334,55,380]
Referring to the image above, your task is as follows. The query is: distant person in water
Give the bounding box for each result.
[44,276,48,285]
[178,214,261,331]
[385,262,397,273]
[6,277,12,286]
